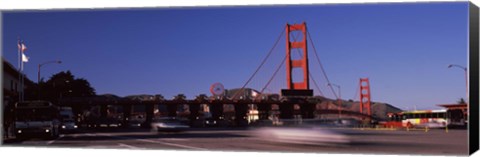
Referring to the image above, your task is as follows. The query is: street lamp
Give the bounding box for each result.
[327,83,342,119]
[38,60,62,99]
[448,64,468,105]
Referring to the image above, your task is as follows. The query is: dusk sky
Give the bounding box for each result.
[2,2,469,110]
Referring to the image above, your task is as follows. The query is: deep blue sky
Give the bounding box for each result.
[2,2,469,110]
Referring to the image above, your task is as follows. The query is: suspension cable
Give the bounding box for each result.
[231,28,286,99]
[310,74,324,97]
[260,56,286,94]
[307,30,339,99]
[352,82,359,101]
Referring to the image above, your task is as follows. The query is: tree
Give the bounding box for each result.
[40,70,96,103]
[457,98,466,104]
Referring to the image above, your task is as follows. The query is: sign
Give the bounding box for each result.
[210,83,225,96]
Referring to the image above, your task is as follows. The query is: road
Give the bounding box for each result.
[3,127,468,156]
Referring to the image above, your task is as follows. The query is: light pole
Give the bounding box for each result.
[38,60,62,99]
[327,83,342,119]
[448,64,468,105]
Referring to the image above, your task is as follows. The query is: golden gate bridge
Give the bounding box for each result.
[59,22,374,127]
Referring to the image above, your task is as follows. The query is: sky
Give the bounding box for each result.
[1,2,469,110]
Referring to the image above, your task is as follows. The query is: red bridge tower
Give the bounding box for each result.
[359,78,372,116]
[281,22,313,96]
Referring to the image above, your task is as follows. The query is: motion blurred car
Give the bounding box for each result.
[415,122,446,129]
[333,118,360,127]
[151,117,189,132]
[254,125,350,145]
[60,119,78,133]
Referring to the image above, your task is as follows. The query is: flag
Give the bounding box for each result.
[22,53,29,62]
[17,40,27,53]
[20,42,27,53]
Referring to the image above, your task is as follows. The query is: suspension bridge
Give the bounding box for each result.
[59,22,375,127]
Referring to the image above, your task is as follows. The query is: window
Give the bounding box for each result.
[406,113,412,119]
[439,113,446,118]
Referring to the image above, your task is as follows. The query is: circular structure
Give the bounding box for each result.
[210,83,225,96]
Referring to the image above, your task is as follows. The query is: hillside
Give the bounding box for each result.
[312,96,402,120]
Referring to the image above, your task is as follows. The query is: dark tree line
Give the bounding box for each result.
[25,70,96,103]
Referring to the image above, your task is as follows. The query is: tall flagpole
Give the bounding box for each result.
[17,38,21,102]
[21,57,24,101]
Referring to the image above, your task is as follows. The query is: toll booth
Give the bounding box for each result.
[438,103,468,127]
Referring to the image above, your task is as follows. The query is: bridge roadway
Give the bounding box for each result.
[3,127,467,156]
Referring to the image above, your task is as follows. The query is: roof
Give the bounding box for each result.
[3,57,35,85]
[437,104,467,109]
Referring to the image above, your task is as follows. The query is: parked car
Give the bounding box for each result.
[151,117,189,132]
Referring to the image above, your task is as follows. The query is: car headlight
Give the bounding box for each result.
[62,125,66,129]
[17,130,22,134]
[45,129,50,133]
[74,125,78,128]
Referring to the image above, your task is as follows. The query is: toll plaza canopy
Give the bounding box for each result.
[437,103,468,118]
[437,103,468,111]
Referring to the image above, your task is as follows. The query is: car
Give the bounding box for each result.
[415,122,446,129]
[204,118,218,127]
[60,119,78,133]
[253,125,350,146]
[128,119,143,128]
[96,118,122,128]
[151,117,189,132]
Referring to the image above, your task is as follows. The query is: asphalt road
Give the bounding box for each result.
[2,127,468,156]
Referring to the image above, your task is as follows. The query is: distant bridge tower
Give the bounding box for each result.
[281,22,313,96]
[359,78,372,116]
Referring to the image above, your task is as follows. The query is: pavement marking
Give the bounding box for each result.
[46,134,65,145]
[88,132,206,150]
[161,138,189,141]
[136,139,208,150]
[86,145,121,149]
[118,143,141,149]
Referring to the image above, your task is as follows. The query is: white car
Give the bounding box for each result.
[254,126,350,146]
[151,117,189,132]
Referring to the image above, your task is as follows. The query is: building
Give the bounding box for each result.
[438,103,468,126]
[2,58,34,138]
